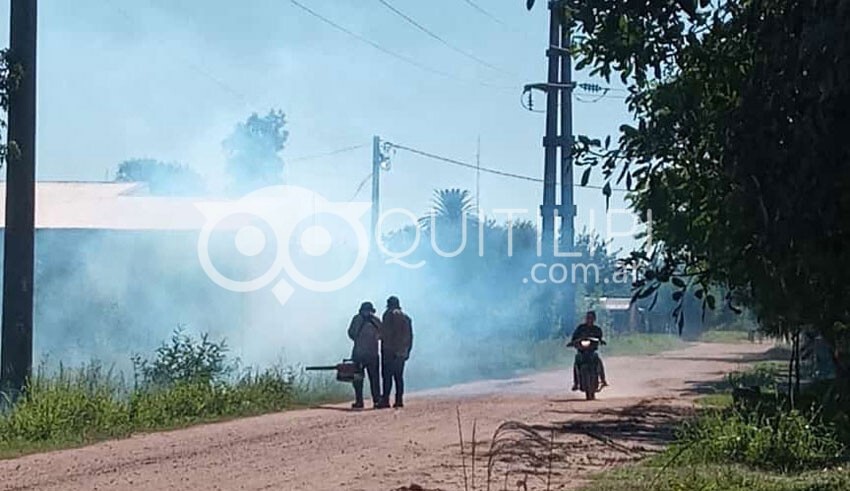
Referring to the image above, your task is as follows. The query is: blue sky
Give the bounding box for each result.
[1,0,637,249]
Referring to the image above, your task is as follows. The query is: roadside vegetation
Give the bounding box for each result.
[583,364,849,491]
[699,329,752,344]
[0,329,347,458]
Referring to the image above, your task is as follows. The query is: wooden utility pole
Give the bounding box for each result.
[1,0,38,396]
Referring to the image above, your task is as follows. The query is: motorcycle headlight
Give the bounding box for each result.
[579,339,592,348]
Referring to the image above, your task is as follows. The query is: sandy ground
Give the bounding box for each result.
[0,342,774,491]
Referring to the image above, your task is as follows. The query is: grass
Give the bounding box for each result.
[700,329,754,344]
[602,332,689,357]
[582,363,849,491]
[0,330,349,459]
[584,462,850,491]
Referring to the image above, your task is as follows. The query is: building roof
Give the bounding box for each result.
[0,181,209,231]
[599,297,633,311]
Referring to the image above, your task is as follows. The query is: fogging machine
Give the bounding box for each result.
[305,359,363,383]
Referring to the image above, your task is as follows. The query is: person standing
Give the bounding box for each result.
[348,301,382,409]
[379,296,413,408]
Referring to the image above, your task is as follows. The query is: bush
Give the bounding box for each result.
[131,328,232,388]
[0,329,344,454]
[726,363,783,392]
[676,408,845,472]
[0,363,130,444]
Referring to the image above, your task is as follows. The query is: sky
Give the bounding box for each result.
[0,0,638,250]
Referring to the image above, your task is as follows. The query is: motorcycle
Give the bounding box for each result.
[568,337,606,400]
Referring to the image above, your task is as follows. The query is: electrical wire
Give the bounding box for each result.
[574,89,610,104]
[460,0,507,26]
[376,0,514,78]
[390,142,541,182]
[112,4,252,106]
[287,0,515,91]
[387,141,629,192]
[288,144,368,163]
[348,172,374,201]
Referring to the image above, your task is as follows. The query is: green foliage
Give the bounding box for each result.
[699,330,752,344]
[222,108,288,193]
[530,0,850,389]
[725,363,783,392]
[675,408,845,473]
[0,363,131,445]
[0,48,20,165]
[0,330,343,456]
[115,158,205,195]
[584,463,850,491]
[602,333,687,357]
[131,328,232,388]
[585,363,848,489]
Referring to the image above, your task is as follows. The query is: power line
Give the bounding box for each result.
[348,172,374,201]
[287,0,514,91]
[112,4,252,106]
[460,0,506,26]
[288,144,368,163]
[390,142,541,182]
[376,0,514,78]
[387,141,629,192]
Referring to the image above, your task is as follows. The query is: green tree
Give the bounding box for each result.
[526,1,850,389]
[420,188,476,224]
[115,159,205,196]
[222,109,288,194]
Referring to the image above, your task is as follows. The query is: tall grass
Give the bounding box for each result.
[0,329,348,456]
[675,408,845,472]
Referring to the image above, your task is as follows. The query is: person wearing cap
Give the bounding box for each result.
[378,295,413,408]
[348,301,383,409]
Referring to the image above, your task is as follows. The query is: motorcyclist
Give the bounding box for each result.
[569,310,608,391]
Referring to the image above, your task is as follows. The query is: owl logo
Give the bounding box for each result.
[194,185,371,305]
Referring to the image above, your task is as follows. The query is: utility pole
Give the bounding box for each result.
[539,2,560,254]
[371,135,381,242]
[475,136,481,212]
[557,5,577,332]
[1,0,38,397]
[526,0,577,333]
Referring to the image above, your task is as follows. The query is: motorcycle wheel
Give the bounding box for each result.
[581,364,598,401]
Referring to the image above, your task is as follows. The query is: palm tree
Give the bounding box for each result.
[419,188,477,228]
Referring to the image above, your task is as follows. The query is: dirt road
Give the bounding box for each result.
[0,342,773,491]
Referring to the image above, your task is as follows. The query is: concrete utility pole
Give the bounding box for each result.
[539,3,560,252]
[371,136,382,241]
[557,4,577,333]
[558,7,575,252]
[528,0,576,331]
[1,0,38,396]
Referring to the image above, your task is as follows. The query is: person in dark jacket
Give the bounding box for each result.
[569,310,608,391]
[378,296,413,408]
[348,301,382,409]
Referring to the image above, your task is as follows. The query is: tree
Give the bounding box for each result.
[420,188,476,224]
[115,159,205,196]
[526,1,850,390]
[222,109,288,194]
